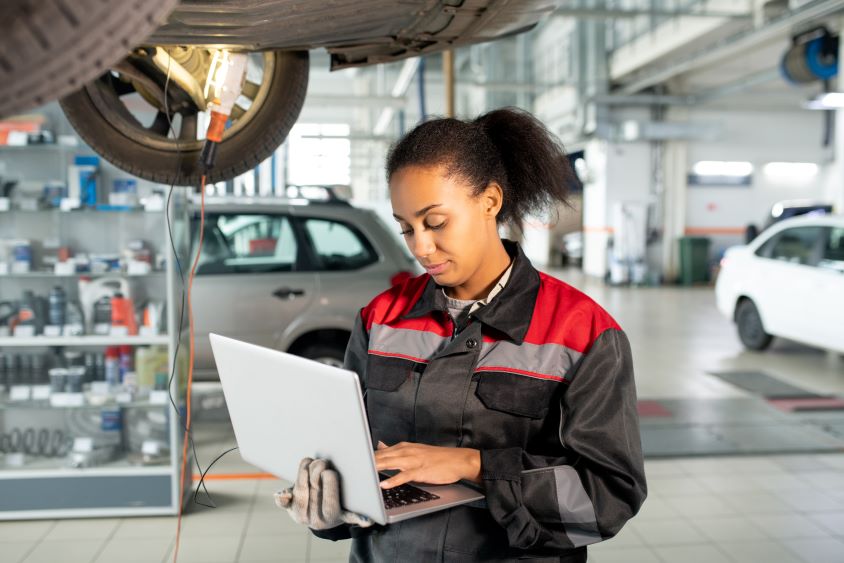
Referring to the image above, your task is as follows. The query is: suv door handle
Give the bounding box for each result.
[273,287,305,300]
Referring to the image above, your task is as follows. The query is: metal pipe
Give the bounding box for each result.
[619,0,844,94]
[444,49,455,117]
[418,57,427,121]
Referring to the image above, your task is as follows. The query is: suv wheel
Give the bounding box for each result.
[60,49,308,185]
[299,344,346,368]
[736,299,773,351]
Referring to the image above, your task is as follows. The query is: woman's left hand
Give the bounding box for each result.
[374,441,482,489]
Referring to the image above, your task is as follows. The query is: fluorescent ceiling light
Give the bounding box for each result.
[373,107,395,136]
[372,58,421,136]
[804,92,844,110]
[763,162,818,178]
[692,161,753,177]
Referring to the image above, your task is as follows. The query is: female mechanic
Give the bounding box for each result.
[276,107,647,562]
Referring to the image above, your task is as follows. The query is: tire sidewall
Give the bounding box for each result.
[736,300,771,351]
[59,50,309,186]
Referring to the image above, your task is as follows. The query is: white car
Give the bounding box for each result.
[715,214,844,353]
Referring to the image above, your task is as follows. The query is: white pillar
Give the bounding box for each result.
[661,139,688,282]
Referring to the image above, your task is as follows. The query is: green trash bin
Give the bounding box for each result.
[678,236,711,285]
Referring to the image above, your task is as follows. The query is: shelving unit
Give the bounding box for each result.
[0,195,191,520]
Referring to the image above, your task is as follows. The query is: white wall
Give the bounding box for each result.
[683,108,831,258]
[582,138,654,278]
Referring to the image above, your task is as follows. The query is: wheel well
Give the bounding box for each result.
[287,329,351,355]
[734,296,756,322]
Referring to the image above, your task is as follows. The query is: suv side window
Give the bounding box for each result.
[196,214,299,274]
[755,226,824,266]
[301,217,377,271]
[819,227,844,273]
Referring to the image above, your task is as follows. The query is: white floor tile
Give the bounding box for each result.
[179,510,250,537]
[646,477,709,497]
[627,518,706,546]
[749,513,834,540]
[813,455,844,470]
[94,536,173,563]
[111,516,177,540]
[244,511,307,536]
[807,511,844,537]
[237,533,308,562]
[665,495,737,518]
[781,537,844,563]
[721,491,795,515]
[754,473,817,493]
[44,518,119,541]
[635,497,681,520]
[644,460,688,478]
[775,490,844,512]
[689,516,767,542]
[720,541,804,563]
[169,535,241,563]
[0,521,55,542]
[652,544,732,563]
[589,545,662,563]
[695,473,769,495]
[0,541,36,563]
[21,539,104,563]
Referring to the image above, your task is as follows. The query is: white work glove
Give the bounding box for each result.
[274,457,374,530]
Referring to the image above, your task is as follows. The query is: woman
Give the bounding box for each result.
[277,107,647,562]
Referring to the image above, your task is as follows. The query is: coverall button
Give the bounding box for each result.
[466,338,478,349]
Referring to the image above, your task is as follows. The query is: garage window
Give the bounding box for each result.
[820,227,844,273]
[301,218,377,271]
[756,226,824,266]
[195,214,299,274]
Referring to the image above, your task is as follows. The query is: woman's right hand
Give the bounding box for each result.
[274,457,374,530]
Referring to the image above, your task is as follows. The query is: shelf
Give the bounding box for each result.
[0,397,174,411]
[0,335,170,347]
[0,271,165,279]
[0,464,173,479]
[0,144,75,152]
[0,207,153,215]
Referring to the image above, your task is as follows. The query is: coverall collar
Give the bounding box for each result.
[402,239,540,345]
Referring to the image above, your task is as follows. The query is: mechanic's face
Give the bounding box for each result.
[390,164,502,290]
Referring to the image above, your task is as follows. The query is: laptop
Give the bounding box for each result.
[209,333,485,525]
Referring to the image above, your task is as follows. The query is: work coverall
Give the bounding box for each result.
[313,240,647,562]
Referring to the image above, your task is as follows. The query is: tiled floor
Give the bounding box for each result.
[3,269,843,562]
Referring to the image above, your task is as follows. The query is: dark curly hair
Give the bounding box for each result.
[386,107,574,226]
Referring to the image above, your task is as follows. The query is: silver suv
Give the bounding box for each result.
[190,194,419,379]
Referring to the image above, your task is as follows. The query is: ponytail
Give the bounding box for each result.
[386,107,574,226]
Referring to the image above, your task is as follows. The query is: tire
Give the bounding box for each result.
[735,299,773,351]
[0,0,178,118]
[298,344,346,369]
[59,50,309,186]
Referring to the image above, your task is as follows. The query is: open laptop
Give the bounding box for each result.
[209,333,485,525]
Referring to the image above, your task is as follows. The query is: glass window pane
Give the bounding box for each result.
[768,227,822,266]
[197,214,297,274]
[303,218,376,271]
[820,227,844,273]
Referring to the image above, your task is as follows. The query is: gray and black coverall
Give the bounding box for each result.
[314,240,647,562]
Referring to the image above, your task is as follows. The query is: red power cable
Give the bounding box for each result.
[173,175,206,563]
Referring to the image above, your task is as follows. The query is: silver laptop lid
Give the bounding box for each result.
[209,333,388,524]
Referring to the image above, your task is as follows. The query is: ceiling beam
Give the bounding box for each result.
[618,0,844,94]
[554,7,751,19]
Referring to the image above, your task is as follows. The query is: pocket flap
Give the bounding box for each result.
[476,371,558,418]
[365,353,419,391]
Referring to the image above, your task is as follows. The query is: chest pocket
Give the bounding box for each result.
[365,353,421,391]
[364,353,424,445]
[475,371,559,419]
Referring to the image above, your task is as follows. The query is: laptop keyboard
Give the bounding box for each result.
[381,482,440,510]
